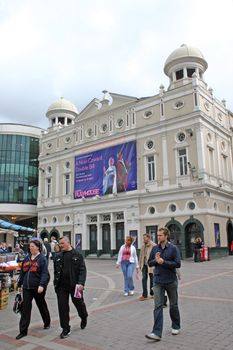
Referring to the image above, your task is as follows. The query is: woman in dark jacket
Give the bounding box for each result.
[16,239,51,340]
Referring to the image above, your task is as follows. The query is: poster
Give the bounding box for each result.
[74,141,137,198]
[214,223,221,247]
[130,230,138,248]
[75,233,82,251]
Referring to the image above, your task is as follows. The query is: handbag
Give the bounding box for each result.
[13,293,23,314]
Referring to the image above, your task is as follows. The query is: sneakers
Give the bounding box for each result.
[80,318,87,329]
[60,329,71,339]
[124,292,128,296]
[145,333,161,341]
[129,290,134,296]
[171,328,180,335]
[139,296,148,301]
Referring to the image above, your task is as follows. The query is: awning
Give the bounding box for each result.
[0,219,36,233]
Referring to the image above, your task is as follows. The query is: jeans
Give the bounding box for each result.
[152,281,180,337]
[142,265,153,297]
[121,261,136,293]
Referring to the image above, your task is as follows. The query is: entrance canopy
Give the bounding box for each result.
[0,219,36,233]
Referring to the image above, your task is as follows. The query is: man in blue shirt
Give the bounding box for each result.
[145,227,181,342]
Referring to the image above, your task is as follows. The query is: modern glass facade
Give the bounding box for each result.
[0,134,39,204]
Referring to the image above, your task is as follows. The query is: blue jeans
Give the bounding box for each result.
[152,281,180,337]
[121,261,136,293]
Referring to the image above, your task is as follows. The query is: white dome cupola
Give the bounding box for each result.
[164,44,208,90]
[46,97,79,129]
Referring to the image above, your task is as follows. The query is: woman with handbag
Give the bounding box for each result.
[16,239,51,340]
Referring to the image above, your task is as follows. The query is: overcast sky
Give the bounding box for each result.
[0,0,232,129]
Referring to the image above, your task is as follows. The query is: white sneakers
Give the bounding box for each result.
[171,328,180,335]
[145,333,161,341]
[124,290,134,296]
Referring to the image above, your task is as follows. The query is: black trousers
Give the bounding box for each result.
[142,264,154,297]
[56,288,88,332]
[19,288,50,334]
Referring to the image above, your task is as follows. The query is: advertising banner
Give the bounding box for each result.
[74,140,137,198]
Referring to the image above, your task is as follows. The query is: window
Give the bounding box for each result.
[176,69,183,80]
[148,206,155,214]
[65,215,70,222]
[170,204,176,212]
[65,136,71,143]
[177,132,186,142]
[147,155,155,181]
[47,178,52,198]
[188,202,195,210]
[178,148,187,175]
[146,140,154,150]
[144,110,152,118]
[116,118,124,128]
[100,123,108,133]
[64,174,70,195]
[58,117,64,125]
[65,161,70,169]
[187,68,195,77]
[174,101,184,109]
[208,148,214,174]
[86,128,93,137]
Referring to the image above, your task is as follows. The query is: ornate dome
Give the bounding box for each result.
[46,97,78,116]
[164,44,208,76]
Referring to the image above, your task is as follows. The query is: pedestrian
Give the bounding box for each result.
[194,237,202,262]
[53,236,88,339]
[145,227,181,342]
[50,236,58,260]
[138,233,156,300]
[43,238,51,265]
[16,239,51,340]
[116,235,139,296]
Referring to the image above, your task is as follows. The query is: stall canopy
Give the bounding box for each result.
[0,219,36,233]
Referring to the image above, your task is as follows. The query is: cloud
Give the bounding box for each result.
[0,0,232,127]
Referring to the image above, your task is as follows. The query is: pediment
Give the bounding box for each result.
[76,92,139,121]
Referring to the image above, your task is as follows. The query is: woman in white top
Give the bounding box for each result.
[116,236,139,296]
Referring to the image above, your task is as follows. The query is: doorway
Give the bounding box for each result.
[227,220,233,255]
[116,222,124,252]
[102,223,110,254]
[89,224,97,254]
[184,221,203,258]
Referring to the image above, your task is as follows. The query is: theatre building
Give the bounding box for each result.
[37,45,233,258]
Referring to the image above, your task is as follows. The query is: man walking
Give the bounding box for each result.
[53,236,88,339]
[138,234,155,300]
[145,227,181,342]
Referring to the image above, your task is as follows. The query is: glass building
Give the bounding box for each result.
[0,134,39,204]
[0,124,43,247]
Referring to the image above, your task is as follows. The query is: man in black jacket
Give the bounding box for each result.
[54,236,88,339]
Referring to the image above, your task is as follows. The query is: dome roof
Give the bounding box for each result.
[164,44,208,75]
[46,97,78,116]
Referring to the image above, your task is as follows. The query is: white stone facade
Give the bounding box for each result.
[37,45,233,258]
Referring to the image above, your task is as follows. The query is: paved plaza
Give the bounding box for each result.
[0,255,233,350]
